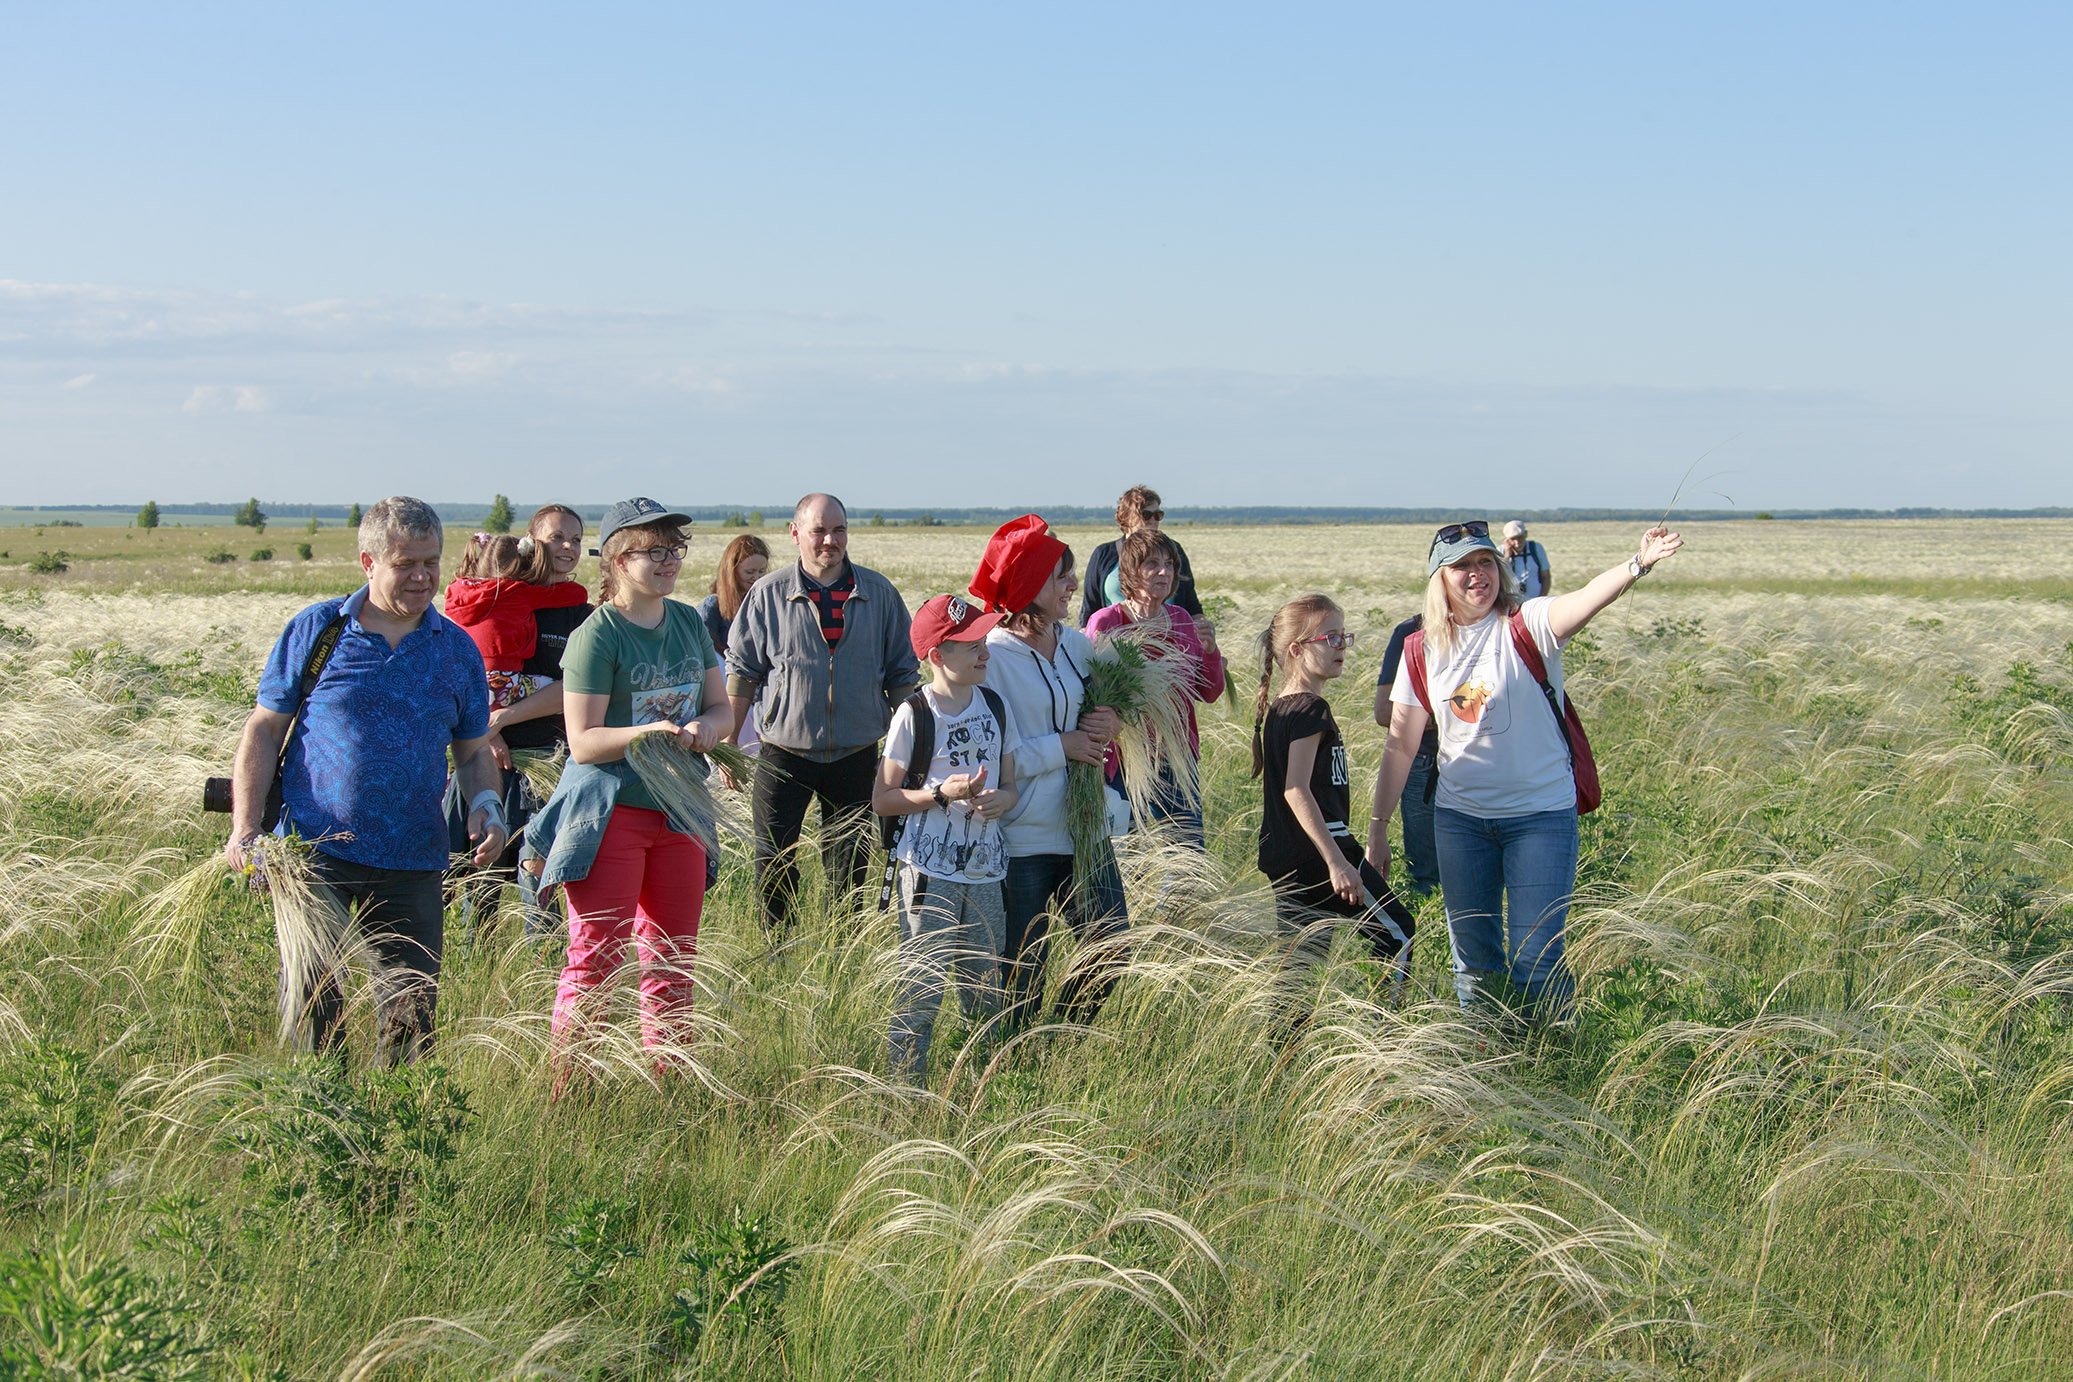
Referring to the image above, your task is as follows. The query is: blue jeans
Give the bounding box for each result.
[1433,806,1579,1020]
[1398,745,1441,896]
[1000,849,1130,1034]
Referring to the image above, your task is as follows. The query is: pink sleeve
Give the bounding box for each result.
[1085,605,1126,641]
[1174,611,1225,702]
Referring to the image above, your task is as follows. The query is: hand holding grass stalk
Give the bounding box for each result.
[625,733,756,858]
[1065,624,1204,889]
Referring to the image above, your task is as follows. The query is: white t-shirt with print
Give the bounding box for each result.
[882,684,1020,883]
[1391,596,1574,818]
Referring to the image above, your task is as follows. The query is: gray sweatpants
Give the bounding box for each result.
[889,865,1006,1080]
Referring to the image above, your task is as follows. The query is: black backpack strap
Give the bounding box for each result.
[263,611,349,831]
[877,690,936,912]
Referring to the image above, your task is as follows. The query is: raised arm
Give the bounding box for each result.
[1544,527,1683,642]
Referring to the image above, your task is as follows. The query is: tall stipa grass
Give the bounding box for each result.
[1068,623,1200,891]
[624,732,755,857]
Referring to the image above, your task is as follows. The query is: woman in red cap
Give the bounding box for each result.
[971,516,1130,1035]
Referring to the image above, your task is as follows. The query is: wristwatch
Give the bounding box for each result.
[1627,555,1649,580]
[931,784,949,807]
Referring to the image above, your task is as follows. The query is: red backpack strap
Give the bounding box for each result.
[1402,629,1435,718]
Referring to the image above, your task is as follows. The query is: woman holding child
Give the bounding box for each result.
[969,516,1130,1035]
[523,499,731,1081]
[872,595,1019,1080]
[1365,521,1682,1021]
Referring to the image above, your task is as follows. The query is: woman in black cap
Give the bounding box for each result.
[527,499,732,1082]
[1365,521,1681,1023]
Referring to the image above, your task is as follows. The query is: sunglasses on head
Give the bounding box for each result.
[1429,520,1490,551]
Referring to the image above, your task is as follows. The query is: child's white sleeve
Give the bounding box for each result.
[883,701,916,770]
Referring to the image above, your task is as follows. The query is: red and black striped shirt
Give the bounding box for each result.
[801,564,856,647]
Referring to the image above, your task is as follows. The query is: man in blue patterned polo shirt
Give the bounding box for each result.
[223,496,507,1063]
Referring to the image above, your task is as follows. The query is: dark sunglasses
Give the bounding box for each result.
[1430,520,1490,551]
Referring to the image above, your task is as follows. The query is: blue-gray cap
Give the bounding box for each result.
[595,497,692,550]
[1427,519,1499,577]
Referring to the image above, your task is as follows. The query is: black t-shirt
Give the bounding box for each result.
[1257,692,1353,880]
[502,600,593,751]
[1378,614,1441,754]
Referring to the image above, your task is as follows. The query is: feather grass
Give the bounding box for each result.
[625,732,756,857]
[1067,623,1202,891]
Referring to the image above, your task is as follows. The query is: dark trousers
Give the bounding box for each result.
[1398,744,1442,896]
[1270,855,1417,965]
[751,743,879,933]
[1000,849,1131,1035]
[301,851,445,1063]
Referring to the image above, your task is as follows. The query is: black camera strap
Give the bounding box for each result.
[261,613,348,832]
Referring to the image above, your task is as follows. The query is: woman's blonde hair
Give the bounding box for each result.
[598,521,687,607]
[1421,555,1521,663]
[1250,594,1341,777]
[457,532,553,584]
[709,534,770,620]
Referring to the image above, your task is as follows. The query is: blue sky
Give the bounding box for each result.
[2,2,2065,509]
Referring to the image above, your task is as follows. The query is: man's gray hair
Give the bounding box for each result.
[359,496,444,558]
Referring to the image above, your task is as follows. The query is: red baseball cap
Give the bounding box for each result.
[968,514,1068,614]
[911,593,1003,660]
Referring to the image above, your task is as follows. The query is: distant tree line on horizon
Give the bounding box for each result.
[16,500,2073,529]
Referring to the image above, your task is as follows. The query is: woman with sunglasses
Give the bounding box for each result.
[1253,596,1415,1018]
[1079,484,1203,625]
[1364,520,1682,1022]
[525,499,732,1084]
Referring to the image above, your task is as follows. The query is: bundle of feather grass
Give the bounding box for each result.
[1067,622,1202,890]
[510,746,567,806]
[624,733,756,857]
[135,832,358,1050]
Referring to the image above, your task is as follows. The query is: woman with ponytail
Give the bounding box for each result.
[1254,596,1416,1002]
[970,515,1129,1035]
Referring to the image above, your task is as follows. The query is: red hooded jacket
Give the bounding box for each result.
[441,578,590,672]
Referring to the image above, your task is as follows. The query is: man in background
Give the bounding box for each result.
[1503,520,1552,598]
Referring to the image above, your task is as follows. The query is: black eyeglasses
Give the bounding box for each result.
[1429,520,1490,551]
[629,544,688,563]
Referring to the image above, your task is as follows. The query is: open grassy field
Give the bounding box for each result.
[3,519,2072,1378]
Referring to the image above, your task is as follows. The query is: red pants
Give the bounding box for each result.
[553,807,706,1049]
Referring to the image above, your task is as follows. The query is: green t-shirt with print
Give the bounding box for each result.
[560,600,723,814]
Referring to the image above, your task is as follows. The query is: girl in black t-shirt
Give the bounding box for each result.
[1252,596,1415,995]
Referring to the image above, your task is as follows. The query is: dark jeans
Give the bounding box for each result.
[444,765,555,939]
[1142,762,1206,852]
[1000,849,1131,1034]
[300,850,445,1064]
[1398,744,1441,896]
[751,743,878,934]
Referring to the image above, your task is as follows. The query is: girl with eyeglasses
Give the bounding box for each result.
[525,499,732,1088]
[1364,521,1682,1024]
[1252,596,1415,1022]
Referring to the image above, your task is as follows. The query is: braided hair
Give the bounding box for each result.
[1249,594,1342,777]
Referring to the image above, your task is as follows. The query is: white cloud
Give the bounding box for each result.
[62,372,96,388]
[446,350,517,380]
[181,384,269,414]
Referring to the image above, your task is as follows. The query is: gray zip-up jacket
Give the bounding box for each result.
[724,560,919,757]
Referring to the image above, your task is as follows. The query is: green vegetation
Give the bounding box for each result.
[138,500,160,530]
[484,494,514,534]
[27,551,67,574]
[2,526,2072,1376]
[232,498,266,533]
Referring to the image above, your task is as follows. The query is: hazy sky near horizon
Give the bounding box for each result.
[2,2,2066,510]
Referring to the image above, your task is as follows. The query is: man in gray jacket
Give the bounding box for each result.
[726,494,919,934]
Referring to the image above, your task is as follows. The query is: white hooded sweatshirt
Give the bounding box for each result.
[984,622,1098,857]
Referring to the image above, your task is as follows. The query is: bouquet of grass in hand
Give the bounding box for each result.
[625,732,756,857]
[1067,622,1202,887]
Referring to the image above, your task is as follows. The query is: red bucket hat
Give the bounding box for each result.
[968,514,1068,614]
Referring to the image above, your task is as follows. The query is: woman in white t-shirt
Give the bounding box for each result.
[1364,520,1682,1020]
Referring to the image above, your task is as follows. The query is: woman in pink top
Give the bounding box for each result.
[1086,528,1225,849]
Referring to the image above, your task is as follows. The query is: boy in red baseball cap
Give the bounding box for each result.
[871,594,1023,1081]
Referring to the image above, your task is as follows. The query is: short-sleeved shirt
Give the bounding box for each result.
[560,600,723,814]
[1390,597,1573,819]
[1257,692,1352,880]
[1378,615,1440,755]
[882,685,1020,882]
[500,599,593,751]
[258,587,490,872]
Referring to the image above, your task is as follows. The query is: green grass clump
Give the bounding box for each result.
[2,559,2073,1377]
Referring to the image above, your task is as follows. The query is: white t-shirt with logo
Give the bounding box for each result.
[1391,597,1574,819]
[881,684,1020,883]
